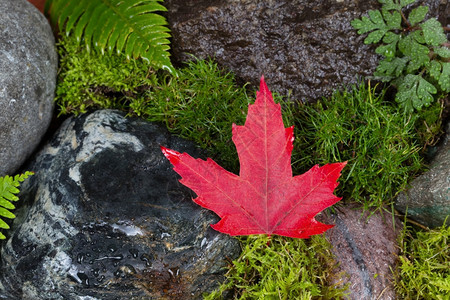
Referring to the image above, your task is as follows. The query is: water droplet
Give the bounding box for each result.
[77,272,89,287]
[91,268,100,277]
[108,244,118,253]
[140,253,153,267]
[161,232,171,238]
[129,248,139,259]
[113,269,123,278]
[120,264,136,275]
[77,253,85,264]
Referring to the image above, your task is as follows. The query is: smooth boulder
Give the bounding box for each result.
[0,0,57,176]
[395,121,450,228]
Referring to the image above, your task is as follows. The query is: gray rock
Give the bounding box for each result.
[0,0,57,176]
[0,110,240,300]
[165,0,447,102]
[395,121,450,228]
[323,204,402,300]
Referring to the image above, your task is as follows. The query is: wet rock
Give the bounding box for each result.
[165,0,447,102]
[0,110,240,300]
[324,204,402,300]
[395,121,450,229]
[0,0,57,176]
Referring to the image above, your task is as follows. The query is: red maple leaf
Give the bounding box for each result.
[161,77,346,238]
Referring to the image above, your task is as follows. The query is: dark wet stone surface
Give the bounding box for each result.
[165,0,448,103]
[0,110,240,300]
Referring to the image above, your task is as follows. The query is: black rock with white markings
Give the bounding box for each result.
[0,110,240,300]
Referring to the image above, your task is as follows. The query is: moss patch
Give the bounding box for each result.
[395,221,450,299]
[287,83,443,209]
[204,235,348,299]
[55,35,158,115]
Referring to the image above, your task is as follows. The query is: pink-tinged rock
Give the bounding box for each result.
[323,204,402,300]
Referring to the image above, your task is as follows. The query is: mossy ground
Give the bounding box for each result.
[395,220,449,299]
[54,34,448,299]
[203,235,348,299]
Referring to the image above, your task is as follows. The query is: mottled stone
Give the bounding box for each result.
[323,204,402,300]
[165,0,447,102]
[0,0,57,176]
[0,110,240,300]
[395,121,450,228]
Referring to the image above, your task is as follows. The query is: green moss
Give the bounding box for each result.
[413,99,445,147]
[55,35,158,115]
[204,235,348,299]
[132,58,252,172]
[395,221,449,299]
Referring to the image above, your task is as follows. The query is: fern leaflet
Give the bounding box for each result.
[45,0,176,74]
[0,171,33,240]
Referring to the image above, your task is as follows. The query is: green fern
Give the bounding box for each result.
[351,0,450,112]
[0,171,33,240]
[45,0,176,74]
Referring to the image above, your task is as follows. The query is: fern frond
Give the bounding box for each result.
[0,171,33,240]
[45,0,176,74]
